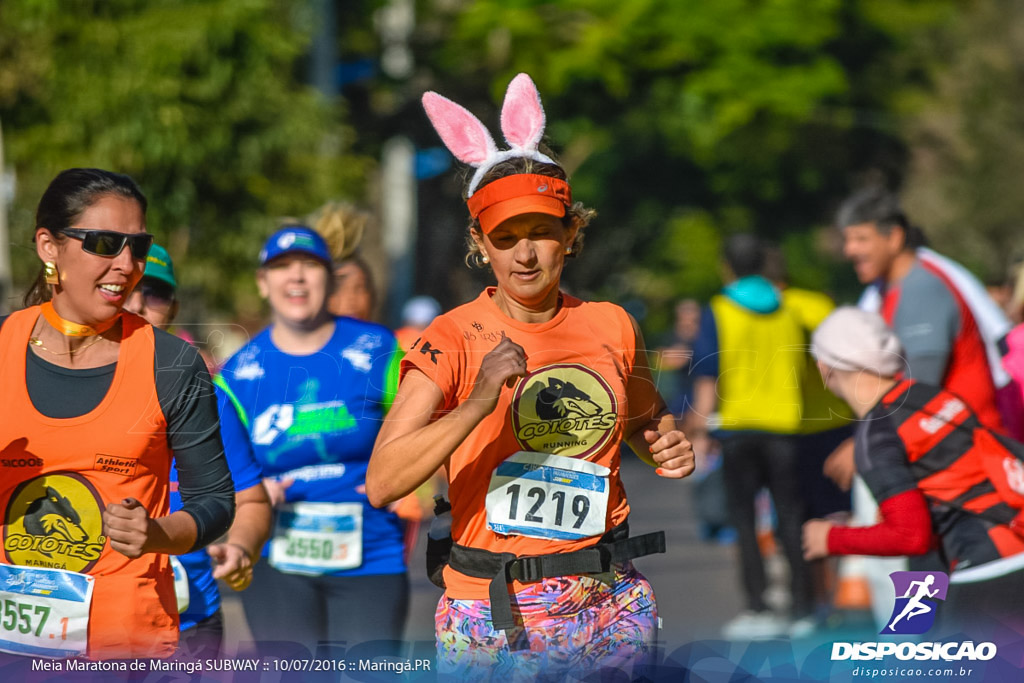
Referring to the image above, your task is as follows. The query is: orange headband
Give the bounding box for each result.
[466,174,572,233]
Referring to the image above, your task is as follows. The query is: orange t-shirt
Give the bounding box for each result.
[402,288,661,599]
[0,307,178,659]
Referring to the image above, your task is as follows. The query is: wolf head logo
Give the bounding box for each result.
[24,487,88,552]
[535,378,602,421]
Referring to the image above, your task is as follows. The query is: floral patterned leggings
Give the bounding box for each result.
[435,562,658,681]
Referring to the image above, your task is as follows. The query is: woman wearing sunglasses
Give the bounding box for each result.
[0,168,235,660]
[125,244,180,329]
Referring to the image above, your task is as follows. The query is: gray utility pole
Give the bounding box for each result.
[0,118,12,315]
[381,137,416,327]
[310,0,338,98]
[377,0,417,327]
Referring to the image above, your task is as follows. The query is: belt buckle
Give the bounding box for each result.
[509,555,542,583]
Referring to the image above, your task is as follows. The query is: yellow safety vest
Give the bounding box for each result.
[780,288,854,434]
[709,293,806,433]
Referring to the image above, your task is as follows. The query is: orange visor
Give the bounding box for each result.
[467,174,572,233]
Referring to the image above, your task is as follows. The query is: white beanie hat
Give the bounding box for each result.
[811,306,905,375]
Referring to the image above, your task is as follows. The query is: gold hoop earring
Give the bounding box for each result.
[481,255,490,264]
[44,262,59,285]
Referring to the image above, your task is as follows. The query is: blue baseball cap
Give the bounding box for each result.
[259,225,332,267]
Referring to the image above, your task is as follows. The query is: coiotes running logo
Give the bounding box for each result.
[511,364,618,459]
[3,473,106,572]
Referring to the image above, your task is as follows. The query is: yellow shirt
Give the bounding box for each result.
[781,287,855,433]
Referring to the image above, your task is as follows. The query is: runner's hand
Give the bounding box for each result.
[645,428,696,479]
[263,477,293,507]
[466,333,527,417]
[208,543,253,591]
[103,498,155,558]
[802,519,834,560]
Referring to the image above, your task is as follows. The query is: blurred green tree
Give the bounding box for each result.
[0,0,372,320]
[409,0,954,333]
[897,0,1024,283]
[0,0,977,337]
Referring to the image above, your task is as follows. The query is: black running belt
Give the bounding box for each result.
[448,522,666,631]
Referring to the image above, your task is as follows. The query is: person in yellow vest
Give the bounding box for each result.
[688,234,814,640]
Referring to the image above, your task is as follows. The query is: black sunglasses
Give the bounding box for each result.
[138,281,175,305]
[59,228,154,260]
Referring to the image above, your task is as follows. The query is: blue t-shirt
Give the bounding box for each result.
[217,317,405,577]
[171,385,263,631]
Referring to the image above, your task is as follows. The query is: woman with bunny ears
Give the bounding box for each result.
[367,74,696,678]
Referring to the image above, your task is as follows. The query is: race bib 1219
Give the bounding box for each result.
[486,451,609,541]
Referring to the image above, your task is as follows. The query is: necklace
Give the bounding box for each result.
[28,334,106,357]
[40,301,120,337]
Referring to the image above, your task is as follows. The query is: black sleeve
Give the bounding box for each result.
[153,329,235,551]
[854,409,918,503]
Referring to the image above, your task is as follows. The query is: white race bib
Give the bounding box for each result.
[270,502,363,575]
[0,564,94,658]
[169,556,189,614]
[486,451,610,541]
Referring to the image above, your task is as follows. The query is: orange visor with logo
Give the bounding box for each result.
[467,174,572,233]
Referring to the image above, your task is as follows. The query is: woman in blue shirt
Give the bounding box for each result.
[217,226,407,658]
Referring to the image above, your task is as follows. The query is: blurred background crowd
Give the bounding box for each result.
[3,1,1024,338]
[4,0,1024,656]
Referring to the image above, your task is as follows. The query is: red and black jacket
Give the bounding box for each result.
[844,379,1024,570]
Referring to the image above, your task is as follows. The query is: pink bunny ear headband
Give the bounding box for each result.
[422,73,572,234]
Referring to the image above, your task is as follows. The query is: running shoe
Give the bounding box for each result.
[721,611,789,640]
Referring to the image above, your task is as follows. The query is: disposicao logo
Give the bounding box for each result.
[883,571,948,635]
[831,571,997,663]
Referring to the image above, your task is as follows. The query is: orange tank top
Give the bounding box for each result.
[403,289,661,599]
[0,306,177,659]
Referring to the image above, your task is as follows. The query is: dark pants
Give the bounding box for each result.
[722,433,812,617]
[178,609,224,660]
[795,426,853,519]
[240,563,409,659]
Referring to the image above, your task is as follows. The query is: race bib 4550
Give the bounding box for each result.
[270,502,363,575]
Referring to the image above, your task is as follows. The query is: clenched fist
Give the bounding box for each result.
[102,498,155,559]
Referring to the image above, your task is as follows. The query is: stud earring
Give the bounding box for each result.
[481,254,490,264]
[564,246,572,255]
[44,261,59,285]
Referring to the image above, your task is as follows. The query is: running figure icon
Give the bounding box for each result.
[888,574,939,632]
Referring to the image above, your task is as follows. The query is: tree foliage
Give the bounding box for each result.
[409,0,947,332]
[0,0,371,319]
[1,0,1003,339]
[899,0,1024,282]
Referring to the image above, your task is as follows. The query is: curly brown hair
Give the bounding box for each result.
[464,157,596,269]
